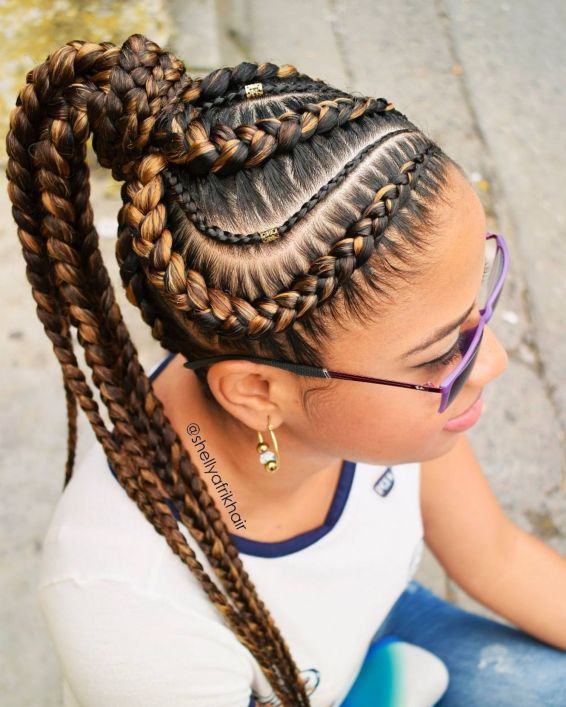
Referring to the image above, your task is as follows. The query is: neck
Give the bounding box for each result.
[155,355,344,535]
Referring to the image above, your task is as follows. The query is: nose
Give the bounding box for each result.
[469,324,509,389]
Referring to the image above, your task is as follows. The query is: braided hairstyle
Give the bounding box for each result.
[6,33,462,705]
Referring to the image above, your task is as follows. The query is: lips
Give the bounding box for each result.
[450,391,483,421]
[442,391,484,432]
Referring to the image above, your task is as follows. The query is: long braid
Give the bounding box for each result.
[112,133,313,693]
[11,38,304,707]
[6,36,309,705]
[113,146,322,698]
[7,33,442,705]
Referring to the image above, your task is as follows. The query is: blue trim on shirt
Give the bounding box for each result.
[229,458,355,558]
[106,352,357,558]
[148,350,177,379]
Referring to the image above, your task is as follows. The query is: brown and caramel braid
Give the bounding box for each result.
[7,30,452,706]
[127,145,438,339]
[6,34,313,705]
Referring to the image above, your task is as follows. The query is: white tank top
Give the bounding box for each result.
[37,353,426,706]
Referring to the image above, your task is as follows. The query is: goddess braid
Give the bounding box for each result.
[7,32,445,705]
[127,144,438,340]
[160,127,419,245]
[153,94,396,175]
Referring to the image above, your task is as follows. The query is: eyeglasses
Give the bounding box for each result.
[183,231,509,414]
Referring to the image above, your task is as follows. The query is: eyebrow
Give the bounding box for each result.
[403,300,476,359]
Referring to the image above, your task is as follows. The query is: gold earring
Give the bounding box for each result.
[256,414,280,473]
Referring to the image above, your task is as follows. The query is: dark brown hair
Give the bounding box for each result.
[6,33,461,705]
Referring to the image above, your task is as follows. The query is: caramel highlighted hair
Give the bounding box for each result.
[6,33,456,705]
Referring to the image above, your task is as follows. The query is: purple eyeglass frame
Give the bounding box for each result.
[183,231,509,414]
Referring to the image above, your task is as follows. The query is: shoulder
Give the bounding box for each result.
[38,440,171,592]
[420,432,507,539]
[38,576,255,707]
[38,440,258,705]
[419,432,512,593]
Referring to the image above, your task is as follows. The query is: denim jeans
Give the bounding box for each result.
[339,580,566,707]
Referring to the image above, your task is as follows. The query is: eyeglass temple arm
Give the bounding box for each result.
[183,355,329,378]
[183,355,443,392]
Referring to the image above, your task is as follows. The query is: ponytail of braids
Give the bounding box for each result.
[6,32,452,705]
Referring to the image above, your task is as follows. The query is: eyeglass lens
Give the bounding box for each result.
[445,237,504,408]
[446,329,483,407]
[478,236,502,312]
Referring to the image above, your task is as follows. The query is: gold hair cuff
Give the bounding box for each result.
[244,82,264,99]
[259,228,279,243]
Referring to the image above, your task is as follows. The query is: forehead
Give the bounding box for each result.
[325,168,488,365]
[379,172,487,346]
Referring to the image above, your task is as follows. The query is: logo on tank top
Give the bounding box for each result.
[373,467,394,497]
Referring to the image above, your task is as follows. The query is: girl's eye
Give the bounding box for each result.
[425,332,467,371]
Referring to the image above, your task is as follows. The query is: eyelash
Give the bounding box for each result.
[425,332,467,371]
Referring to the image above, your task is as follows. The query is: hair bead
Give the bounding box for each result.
[258,227,280,243]
[244,82,264,98]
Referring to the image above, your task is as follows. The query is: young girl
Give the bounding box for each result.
[6,33,566,707]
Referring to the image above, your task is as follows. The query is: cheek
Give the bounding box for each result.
[312,383,446,464]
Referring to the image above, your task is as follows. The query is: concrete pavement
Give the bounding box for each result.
[1,2,565,704]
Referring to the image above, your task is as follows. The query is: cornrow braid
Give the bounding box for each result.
[7,30,454,706]
[153,94,397,175]
[160,127,419,245]
[126,142,438,341]
[173,60,308,106]
[156,63,348,152]
[197,77,353,111]
[164,58,352,111]
[185,74,351,112]
[108,34,317,696]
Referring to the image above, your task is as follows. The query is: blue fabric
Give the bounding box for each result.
[353,579,566,706]
[230,457,355,558]
[338,636,420,706]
